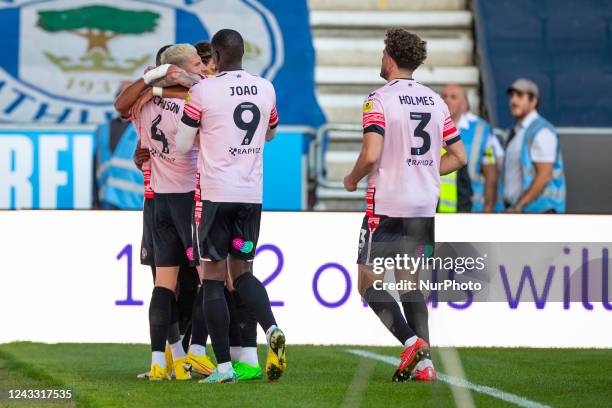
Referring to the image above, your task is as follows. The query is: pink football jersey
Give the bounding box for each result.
[182,70,278,203]
[362,79,460,218]
[134,96,199,194]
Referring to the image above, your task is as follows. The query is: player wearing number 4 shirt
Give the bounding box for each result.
[343,28,467,383]
[115,43,208,381]
[176,29,285,384]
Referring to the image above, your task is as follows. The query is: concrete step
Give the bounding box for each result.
[325,151,359,181]
[310,10,472,29]
[314,36,473,67]
[314,198,365,211]
[308,0,466,11]
[316,66,478,86]
[317,89,480,123]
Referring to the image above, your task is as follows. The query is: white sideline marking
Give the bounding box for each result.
[346,349,551,408]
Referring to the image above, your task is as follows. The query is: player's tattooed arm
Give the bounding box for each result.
[150,71,200,88]
[114,64,175,116]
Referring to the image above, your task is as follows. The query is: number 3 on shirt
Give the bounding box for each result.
[410,112,431,155]
[234,103,261,145]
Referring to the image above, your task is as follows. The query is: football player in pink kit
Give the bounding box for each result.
[176,29,285,384]
[344,28,467,382]
[115,43,208,381]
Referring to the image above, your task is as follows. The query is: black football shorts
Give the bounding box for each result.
[196,200,261,262]
[356,215,435,266]
[152,191,197,267]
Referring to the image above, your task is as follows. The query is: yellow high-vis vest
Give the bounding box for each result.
[438,149,458,213]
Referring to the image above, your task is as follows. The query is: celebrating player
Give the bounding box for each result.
[176,29,285,384]
[190,40,264,381]
[343,28,467,382]
[115,43,208,381]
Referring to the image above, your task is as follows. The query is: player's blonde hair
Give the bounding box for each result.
[160,44,198,67]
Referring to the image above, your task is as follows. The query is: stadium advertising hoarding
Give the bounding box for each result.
[0,127,95,209]
[0,127,310,210]
[0,0,324,127]
[1,212,610,347]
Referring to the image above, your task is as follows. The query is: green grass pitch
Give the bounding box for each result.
[0,343,610,408]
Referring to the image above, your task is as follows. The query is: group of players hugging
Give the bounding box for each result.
[115,26,467,384]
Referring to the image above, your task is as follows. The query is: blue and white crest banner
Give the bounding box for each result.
[0,0,324,126]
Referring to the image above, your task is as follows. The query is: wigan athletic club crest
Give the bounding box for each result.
[0,0,283,124]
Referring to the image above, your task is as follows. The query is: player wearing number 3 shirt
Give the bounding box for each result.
[343,28,467,383]
[176,29,285,384]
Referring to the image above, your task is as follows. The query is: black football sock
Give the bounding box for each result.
[203,279,231,364]
[177,266,198,336]
[363,286,415,345]
[167,298,181,345]
[149,286,174,352]
[233,272,277,333]
[224,287,243,349]
[400,291,430,344]
[233,290,258,348]
[190,284,208,347]
[181,325,192,352]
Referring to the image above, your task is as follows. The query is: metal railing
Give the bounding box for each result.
[313,123,364,193]
[312,123,612,211]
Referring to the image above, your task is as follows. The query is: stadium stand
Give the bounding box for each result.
[473,0,612,127]
[309,0,478,210]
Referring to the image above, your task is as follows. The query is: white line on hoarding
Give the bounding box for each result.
[346,349,551,408]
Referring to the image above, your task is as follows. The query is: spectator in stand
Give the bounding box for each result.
[93,81,144,209]
[441,84,502,212]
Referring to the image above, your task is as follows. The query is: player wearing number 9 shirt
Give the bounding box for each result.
[176,29,285,384]
[343,28,467,383]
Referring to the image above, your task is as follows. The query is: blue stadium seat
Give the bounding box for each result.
[546,16,607,52]
[543,0,612,17]
[474,0,612,126]
[555,70,612,126]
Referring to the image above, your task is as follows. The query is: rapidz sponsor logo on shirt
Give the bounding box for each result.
[229,146,262,157]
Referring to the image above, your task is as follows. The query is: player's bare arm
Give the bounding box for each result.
[132,139,149,171]
[509,161,553,212]
[440,139,467,175]
[266,124,277,141]
[160,86,190,99]
[343,132,383,191]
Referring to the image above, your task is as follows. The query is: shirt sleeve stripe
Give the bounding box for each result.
[445,135,461,146]
[181,112,200,128]
[269,105,279,126]
[184,104,201,121]
[363,113,385,129]
[364,124,385,136]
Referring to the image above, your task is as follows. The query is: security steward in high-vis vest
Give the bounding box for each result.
[503,79,566,213]
[441,84,502,212]
[93,81,145,210]
[438,153,472,213]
